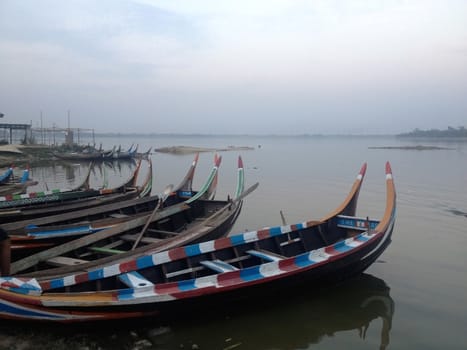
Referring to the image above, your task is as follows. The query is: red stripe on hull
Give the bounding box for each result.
[257,229,271,239]
[217,271,242,287]
[324,246,340,255]
[119,260,138,273]
[156,282,182,294]
[214,237,233,250]
[75,273,89,285]
[278,259,297,272]
[168,247,187,261]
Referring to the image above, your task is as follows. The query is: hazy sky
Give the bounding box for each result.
[1,0,466,134]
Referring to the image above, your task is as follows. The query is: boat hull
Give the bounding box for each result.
[0,219,392,323]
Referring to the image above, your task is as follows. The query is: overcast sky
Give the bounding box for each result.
[1,0,466,134]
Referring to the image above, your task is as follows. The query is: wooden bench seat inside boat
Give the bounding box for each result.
[164,256,251,279]
[278,237,301,247]
[200,259,239,273]
[118,271,154,288]
[247,249,285,262]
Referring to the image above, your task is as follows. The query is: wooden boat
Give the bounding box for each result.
[6,154,252,273]
[2,154,200,235]
[0,162,395,323]
[113,144,138,159]
[53,144,142,161]
[0,181,37,196]
[6,155,253,275]
[53,145,115,161]
[0,159,152,223]
[5,153,221,252]
[0,167,39,196]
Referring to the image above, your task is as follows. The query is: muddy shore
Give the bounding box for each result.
[0,144,53,167]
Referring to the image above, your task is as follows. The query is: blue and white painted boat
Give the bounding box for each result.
[0,162,395,323]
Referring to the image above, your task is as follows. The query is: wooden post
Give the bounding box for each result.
[0,228,11,276]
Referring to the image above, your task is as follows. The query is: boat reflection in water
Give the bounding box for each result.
[30,158,139,193]
[0,273,393,349]
[145,272,395,350]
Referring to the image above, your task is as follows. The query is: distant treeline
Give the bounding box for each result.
[398,126,467,138]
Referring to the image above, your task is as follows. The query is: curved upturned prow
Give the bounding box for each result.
[20,166,31,184]
[78,162,93,191]
[235,156,245,199]
[205,154,222,200]
[174,153,199,193]
[185,154,221,204]
[374,162,396,233]
[320,162,367,221]
[137,159,153,198]
[124,158,142,188]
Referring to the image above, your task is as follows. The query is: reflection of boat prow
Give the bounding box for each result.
[361,295,395,320]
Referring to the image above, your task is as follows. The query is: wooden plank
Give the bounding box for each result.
[2,195,157,232]
[10,202,191,274]
[88,246,125,255]
[146,228,180,236]
[121,234,163,244]
[46,256,89,267]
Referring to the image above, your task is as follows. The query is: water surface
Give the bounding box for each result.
[2,135,466,349]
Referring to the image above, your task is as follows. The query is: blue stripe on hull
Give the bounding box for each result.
[118,289,136,300]
[333,241,353,253]
[184,244,202,257]
[356,235,370,242]
[136,255,154,269]
[50,279,65,290]
[0,300,61,319]
[240,266,262,282]
[230,234,245,246]
[294,254,315,267]
[269,227,282,236]
[178,280,197,291]
[89,269,104,280]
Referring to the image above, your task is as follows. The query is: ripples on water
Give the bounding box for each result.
[2,135,467,349]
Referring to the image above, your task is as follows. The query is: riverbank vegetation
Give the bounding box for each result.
[398,126,467,138]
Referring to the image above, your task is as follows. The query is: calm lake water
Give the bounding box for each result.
[1,135,466,350]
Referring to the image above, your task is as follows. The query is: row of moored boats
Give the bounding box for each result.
[0,155,396,323]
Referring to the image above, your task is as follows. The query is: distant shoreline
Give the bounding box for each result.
[154,145,255,154]
[368,145,454,150]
